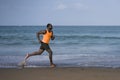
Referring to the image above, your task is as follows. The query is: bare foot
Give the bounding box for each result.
[50,64,56,68]
[18,60,26,68]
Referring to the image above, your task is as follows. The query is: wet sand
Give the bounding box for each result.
[0,67,120,80]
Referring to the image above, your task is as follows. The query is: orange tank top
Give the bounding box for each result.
[42,30,52,44]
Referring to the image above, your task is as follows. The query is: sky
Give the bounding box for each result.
[0,0,120,26]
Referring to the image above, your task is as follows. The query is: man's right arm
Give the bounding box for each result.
[36,30,46,43]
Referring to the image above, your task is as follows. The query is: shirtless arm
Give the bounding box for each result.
[51,31,55,40]
[36,30,46,43]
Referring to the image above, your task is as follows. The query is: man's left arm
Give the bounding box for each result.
[51,31,55,40]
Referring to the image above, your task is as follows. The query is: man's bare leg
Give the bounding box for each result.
[25,49,44,61]
[19,49,44,66]
[46,49,56,67]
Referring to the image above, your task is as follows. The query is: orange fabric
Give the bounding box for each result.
[42,30,52,44]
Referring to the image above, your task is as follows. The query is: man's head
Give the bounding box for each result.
[47,23,53,31]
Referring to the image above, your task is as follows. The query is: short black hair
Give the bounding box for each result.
[47,23,52,28]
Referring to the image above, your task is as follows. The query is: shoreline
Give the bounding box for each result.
[0,67,120,80]
[1,63,120,69]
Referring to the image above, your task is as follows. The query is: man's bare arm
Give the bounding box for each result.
[36,30,46,43]
[51,31,55,40]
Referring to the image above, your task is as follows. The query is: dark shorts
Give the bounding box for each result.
[40,42,50,50]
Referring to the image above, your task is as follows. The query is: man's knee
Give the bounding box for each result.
[47,49,53,54]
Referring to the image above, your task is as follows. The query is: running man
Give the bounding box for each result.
[21,23,56,68]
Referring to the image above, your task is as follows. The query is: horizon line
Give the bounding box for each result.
[0,24,120,26]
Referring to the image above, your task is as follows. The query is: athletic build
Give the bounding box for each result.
[22,23,56,67]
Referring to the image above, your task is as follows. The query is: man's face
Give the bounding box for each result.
[48,26,53,31]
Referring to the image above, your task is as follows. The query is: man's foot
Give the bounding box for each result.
[18,60,26,68]
[50,64,56,68]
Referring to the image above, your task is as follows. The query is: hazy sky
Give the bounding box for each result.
[0,0,120,25]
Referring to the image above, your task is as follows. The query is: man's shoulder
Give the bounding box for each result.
[38,30,46,34]
[43,30,47,34]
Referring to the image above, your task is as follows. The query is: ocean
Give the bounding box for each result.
[0,26,120,68]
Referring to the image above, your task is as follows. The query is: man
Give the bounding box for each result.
[21,23,56,68]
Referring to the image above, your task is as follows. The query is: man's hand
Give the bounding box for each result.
[39,40,42,44]
[51,35,55,40]
[36,30,46,44]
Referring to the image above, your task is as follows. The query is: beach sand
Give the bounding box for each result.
[0,67,120,80]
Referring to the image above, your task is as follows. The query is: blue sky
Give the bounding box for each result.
[0,0,120,25]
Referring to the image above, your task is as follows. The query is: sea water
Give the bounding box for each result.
[0,26,120,68]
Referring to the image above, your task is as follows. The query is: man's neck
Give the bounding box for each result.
[47,29,52,32]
